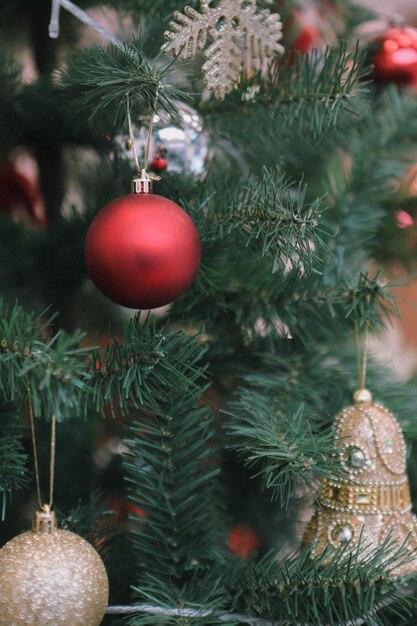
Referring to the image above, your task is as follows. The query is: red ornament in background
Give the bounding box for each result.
[370,26,417,89]
[286,9,322,54]
[107,497,145,525]
[150,156,168,173]
[84,171,201,309]
[228,523,260,559]
[0,161,47,227]
[150,147,168,173]
[396,210,414,229]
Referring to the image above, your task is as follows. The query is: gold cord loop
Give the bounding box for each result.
[25,378,56,510]
[127,95,141,176]
[143,86,160,170]
[353,294,371,391]
[126,85,160,176]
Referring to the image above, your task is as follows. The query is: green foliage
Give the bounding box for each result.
[0,45,19,94]
[128,573,229,626]
[324,88,417,259]
[112,319,224,611]
[0,46,22,156]
[2,0,417,624]
[224,264,413,510]
[228,542,416,626]
[124,0,200,22]
[59,491,115,549]
[124,396,221,583]
[227,400,338,507]
[344,270,399,331]
[90,316,210,415]
[224,346,348,508]
[58,492,135,600]
[206,42,371,138]
[60,38,185,128]
[0,300,91,420]
[0,403,28,519]
[193,169,326,276]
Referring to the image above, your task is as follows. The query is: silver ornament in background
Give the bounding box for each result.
[115,101,210,177]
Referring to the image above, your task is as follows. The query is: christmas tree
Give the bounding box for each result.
[2,0,417,624]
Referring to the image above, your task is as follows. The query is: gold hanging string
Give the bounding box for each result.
[143,86,160,171]
[353,300,370,390]
[49,413,56,508]
[127,94,141,176]
[126,87,160,175]
[25,378,56,510]
[354,318,362,390]
[360,318,370,390]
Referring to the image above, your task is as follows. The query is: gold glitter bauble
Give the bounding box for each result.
[0,509,109,626]
[303,389,417,577]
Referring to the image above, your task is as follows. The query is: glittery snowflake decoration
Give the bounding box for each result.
[162,0,285,100]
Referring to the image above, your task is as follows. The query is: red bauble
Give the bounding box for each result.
[228,523,260,559]
[285,9,322,54]
[150,157,168,173]
[0,161,47,227]
[370,26,417,88]
[84,193,201,309]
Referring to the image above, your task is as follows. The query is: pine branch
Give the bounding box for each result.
[192,169,326,277]
[125,574,229,625]
[0,300,91,420]
[106,543,415,626]
[59,38,185,128]
[88,315,222,590]
[343,270,399,331]
[324,88,417,257]
[223,346,351,506]
[228,543,416,626]
[123,0,200,21]
[205,42,371,137]
[0,45,24,151]
[0,403,28,519]
[89,315,210,415]
[226,402,338,506]
[0,44,20,94]
[59,491,117,556]
[124,399,220,583]
[223,268,404,506]
[172,255,396,361]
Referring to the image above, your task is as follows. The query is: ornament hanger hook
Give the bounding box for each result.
[127,86,162,194]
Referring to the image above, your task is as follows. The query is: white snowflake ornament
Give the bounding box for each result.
[162,0,285,100]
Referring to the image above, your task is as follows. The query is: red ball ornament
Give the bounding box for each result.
[0,161,47,227]
[370,26,417,88]
[150,156,168,173]
[84,173,201,309]
[285,9,322,54]
[228,523,260,559]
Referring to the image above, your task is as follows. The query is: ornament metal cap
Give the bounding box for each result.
[32,504,57,534]
[131,169,161,195]
[353,388,373,405]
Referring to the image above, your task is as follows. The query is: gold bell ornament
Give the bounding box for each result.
[303,310,417,576]
[0,382,109,626]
